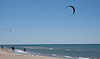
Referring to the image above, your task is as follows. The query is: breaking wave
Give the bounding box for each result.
[14,49,27,54]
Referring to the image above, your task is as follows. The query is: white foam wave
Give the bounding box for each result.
[75,50,85,51]
[52,54,56,56]
[65,49,70,51]
[78,57,90,59]
[49,48,53,50]
[24,47,56,50]
[24,47,47,49]
[14,49,27,54]
[64,56,72,58]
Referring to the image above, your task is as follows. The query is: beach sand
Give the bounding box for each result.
[0,49,64,59]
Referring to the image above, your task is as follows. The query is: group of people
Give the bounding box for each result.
[0,46,26,52]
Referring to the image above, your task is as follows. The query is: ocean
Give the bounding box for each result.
[0,44,100,59]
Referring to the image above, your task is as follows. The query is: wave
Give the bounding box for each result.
[78,57,90,59]
[75,50,85,52]
[49,48,53,50]
[65,49,70,51]
[64,56,90,59]
[65,49,85,52]
[14,49,27,54]
[52,54,56,56]
[24,47,56,50]
[64,56,72,58]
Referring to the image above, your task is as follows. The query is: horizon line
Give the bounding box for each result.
[0,43,100,45]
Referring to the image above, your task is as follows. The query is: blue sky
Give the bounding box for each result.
[0,0,100,44]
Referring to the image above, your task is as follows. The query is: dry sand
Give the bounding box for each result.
[0,49,64,59]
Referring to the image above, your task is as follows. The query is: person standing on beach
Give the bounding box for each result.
[24,48,26,52]
[12,46,15,51]
[2,46,3,49]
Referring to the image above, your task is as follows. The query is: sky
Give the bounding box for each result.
[0,0,100,44]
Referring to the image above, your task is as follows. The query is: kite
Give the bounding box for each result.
[7,28,11,32]
[67,5,75,15]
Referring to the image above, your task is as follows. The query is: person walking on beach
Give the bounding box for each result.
[12,46,15,51]
[24,48,26,52]
[2,46,3,49]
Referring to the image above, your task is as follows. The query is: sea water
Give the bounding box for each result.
[1,44,100,59]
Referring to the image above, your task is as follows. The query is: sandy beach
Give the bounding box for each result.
[0,49,64,59]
